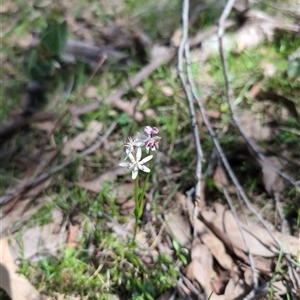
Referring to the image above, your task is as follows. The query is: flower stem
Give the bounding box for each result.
[133,176,139,243]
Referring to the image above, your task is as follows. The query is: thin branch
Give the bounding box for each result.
[223,186,258,291]
[179,271,203,297]
[0,121,118,206]
[217,0,237,38]
[182,8,263,292]
[71,47,175,120]
[274,192,290,235]
[0,113,56,142]
[217,0,299,244]
[72,20,240,120]
[178,0,294,292]
[33,55,108,158]
[178,0,204,238]
[47,54,108,135]
[217,0,300,288]
[217,3,300,196]
[183,5,258,293]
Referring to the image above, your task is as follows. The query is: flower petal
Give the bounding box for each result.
[138,165,150,173]
[128,153,136,164]
[124,149,132,160]
[136,146,142,161]
[132,169,138,179]
[140,155,153,164]
[152,127,159,134]
[144,126,153,135]
[119,162,130,168]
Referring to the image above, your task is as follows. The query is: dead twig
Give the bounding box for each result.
[71,46,175,121]
[217,0,300,240]
[0,120,117,206]
[217,0,300,295]
[274,192,290,235]
[46,55,107,136]
[178,0,205,239]
[216,5,300,196]
[223,186,258,297]
[0,113,56,142]
[217,0,258,292]
[71,19,240,120]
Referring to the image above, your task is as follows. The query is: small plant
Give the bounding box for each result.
[119,126,161,242]
[28,20,68,81]
[172,240,189,265]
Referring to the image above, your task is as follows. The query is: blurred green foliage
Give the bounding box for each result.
[28,21,67,80]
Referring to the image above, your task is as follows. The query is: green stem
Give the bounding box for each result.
[132,160,153,244]
[133,176,139,243]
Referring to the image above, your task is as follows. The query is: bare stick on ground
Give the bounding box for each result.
[217,0,300,271]
[178,0,205,240]
[0,120,118,206]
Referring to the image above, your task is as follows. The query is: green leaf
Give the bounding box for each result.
[40,20,68,56]
[287,59,300,79]
[65,247,76,259]
[28,49,39,73]
[179,254,188,265]
[180,247,189,256]
[125,251,145,271]
[220,103,229,113]
[172,240,180,252]
[27,49,56,80]
[118,113,129,125]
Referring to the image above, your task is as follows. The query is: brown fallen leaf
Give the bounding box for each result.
[0,3,18,13]
[67,225,80,249]
[63,120,103,155]
[260,157,284,195]
[202,203,299,258]
[85,86,99,98]
[76,167,127,193]
[185,193,233,270]
[185,239,213,294]
[161,86,174,97]
[165,211,192,248]
[253,256,273,274]
[213,165,228,189]
[184,239,226,300]
[54,293,89,300]
[1,178,53,233]
[224,278,248,299]
[156,290,173,300]
[171,28,182,47]
[246,64,275,99]
[67,211,83,249]
[9,206,67,262]
[200,228,233,271]
[0,237,41,300]
[238,110,271,141]
[31,121,57,133]
[256,90,299,123]
[272,280,288,296]
[197,110,221,128]
[246,78,265,99]
[206,110,221,119]
[118,198,135,216]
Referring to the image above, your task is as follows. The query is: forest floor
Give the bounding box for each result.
[1,0,300,299]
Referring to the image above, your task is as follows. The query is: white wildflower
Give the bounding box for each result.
[123,136,144,160]
[119,147,153,179]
